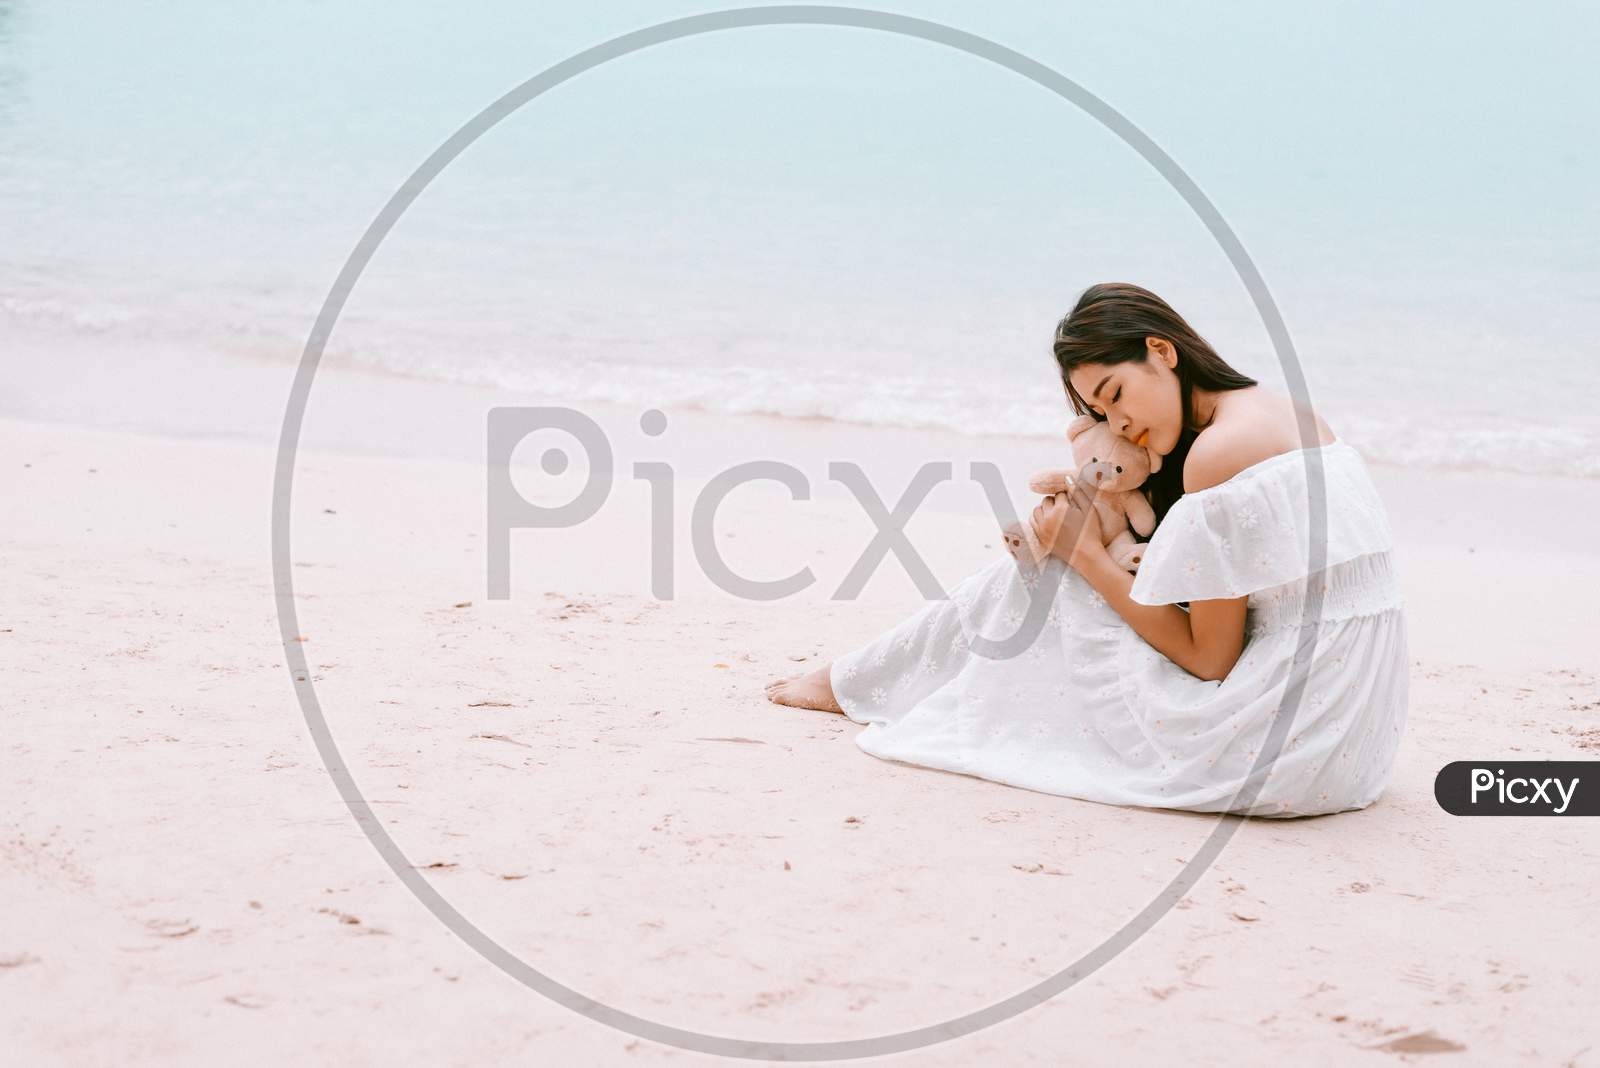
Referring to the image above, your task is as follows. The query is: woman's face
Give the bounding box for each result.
[1067,337,1182,455]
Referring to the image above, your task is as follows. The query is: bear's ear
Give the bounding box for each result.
[1066,414,1099,441]
[1145,443,1163,474]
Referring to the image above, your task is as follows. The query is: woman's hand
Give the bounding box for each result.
[1033,480,1106,571]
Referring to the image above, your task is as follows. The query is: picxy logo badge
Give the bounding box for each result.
[1435,761,1596,816]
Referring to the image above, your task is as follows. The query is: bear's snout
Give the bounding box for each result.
[1080,459,1121,488]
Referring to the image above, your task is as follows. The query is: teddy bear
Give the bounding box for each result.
[1001,413,1162,572]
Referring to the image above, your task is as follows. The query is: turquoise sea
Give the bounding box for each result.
[2,1,1596,475]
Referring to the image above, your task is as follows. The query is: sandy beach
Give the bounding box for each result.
[3,349,1599,1065]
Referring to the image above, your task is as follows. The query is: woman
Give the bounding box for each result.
[765,282,1409,817]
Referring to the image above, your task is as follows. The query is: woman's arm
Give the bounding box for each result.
[1033,488,1246,682]
[1070,544,1246,682]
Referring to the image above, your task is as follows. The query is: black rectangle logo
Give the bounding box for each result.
[1435,761,1596,816]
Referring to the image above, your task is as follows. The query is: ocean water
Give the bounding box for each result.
[2,1,1597,476]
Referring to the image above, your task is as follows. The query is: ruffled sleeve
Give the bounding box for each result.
[1127,442,1395,606]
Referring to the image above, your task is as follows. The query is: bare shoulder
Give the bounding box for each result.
[1183,388,1336,494]
[1183,425,1275,493]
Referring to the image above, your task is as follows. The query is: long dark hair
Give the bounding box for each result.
[1052,282,1257,528]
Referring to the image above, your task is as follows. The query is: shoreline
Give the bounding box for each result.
[5,320,1599,486]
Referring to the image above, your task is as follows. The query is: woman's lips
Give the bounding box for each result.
[1135,429,1150,448]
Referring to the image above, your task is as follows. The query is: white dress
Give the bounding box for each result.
[828,439,1409,818]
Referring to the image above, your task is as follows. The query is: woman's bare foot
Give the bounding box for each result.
[764,662,844,714]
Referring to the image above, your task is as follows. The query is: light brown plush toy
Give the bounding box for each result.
[1002,413,1162,572]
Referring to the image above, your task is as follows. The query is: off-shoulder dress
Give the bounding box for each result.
[828,439,1409,818]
